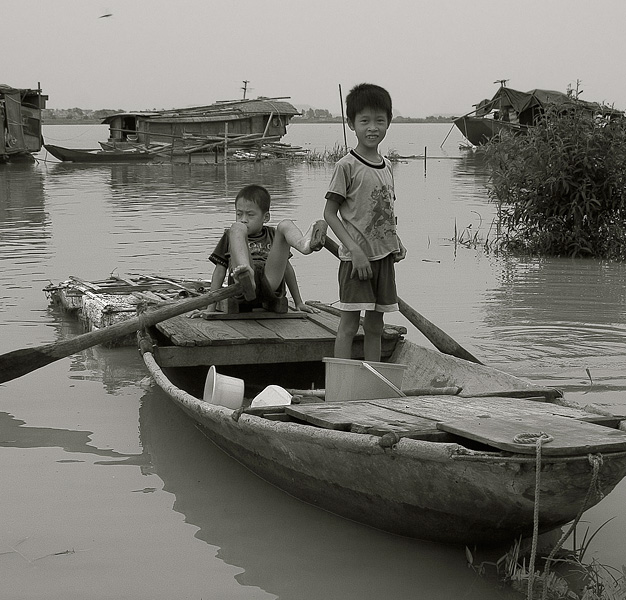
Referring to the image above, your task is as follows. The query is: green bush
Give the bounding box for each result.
[484,102,626,260]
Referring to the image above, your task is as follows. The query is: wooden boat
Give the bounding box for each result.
[454,84,623,146]
[136,298,626,545]
[44,144,155,163]
[1,83,47,162]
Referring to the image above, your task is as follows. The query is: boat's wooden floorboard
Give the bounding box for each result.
[285,396,626,453]
[154,310,406,367]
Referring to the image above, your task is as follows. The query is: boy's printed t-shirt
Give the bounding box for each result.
[209,225,277,270]
[325,150,399,261]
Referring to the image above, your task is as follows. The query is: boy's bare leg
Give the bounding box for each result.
[334,310,360,359]
[278,219,327,255]
[363,310,384,362]
[263,219,327,291]
[228,222,256,293]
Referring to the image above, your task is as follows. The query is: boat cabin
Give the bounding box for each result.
[0,84,47,162]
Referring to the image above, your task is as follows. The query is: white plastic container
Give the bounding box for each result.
[323,357,407,401]
[250,385,293,407]
[203,365,245,409]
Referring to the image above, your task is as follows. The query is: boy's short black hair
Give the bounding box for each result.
[346,83,393,124]
[236,184,271,212]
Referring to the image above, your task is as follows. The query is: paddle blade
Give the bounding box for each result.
[0,346,61,384]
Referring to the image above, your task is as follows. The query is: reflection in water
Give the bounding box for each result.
[137,388,517,600]
[0,411,144,464]
[0,163,49,291]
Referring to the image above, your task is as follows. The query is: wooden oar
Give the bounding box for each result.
[0,275,255,384]
[323,238,483,364]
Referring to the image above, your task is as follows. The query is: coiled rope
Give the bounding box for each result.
[512,431,604,600]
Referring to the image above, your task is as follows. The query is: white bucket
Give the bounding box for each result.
[323,357,407,402]
[203,366,245,409]
[250,385,292,407]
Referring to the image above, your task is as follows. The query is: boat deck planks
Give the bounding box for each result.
[285,396,626,453]
[285,401,441,437]
[153,308,406,367]
[439,415,626,456]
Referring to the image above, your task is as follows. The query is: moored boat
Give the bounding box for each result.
[454,84,623,146]
[44,144,155,163]
[135,295,626,545]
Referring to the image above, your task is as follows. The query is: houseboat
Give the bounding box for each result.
[0,84,47,162]
[454,84,622,146]
[99,97,302,162]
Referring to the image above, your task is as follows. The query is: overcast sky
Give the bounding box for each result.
[4,0,625,117]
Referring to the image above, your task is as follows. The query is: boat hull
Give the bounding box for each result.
[453,116,523,146]
[144,353,626,545]
[44,144,154,163]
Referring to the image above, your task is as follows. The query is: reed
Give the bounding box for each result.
[466,520,626,600]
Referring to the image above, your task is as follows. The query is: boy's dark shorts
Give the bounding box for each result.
[338,253,398,312]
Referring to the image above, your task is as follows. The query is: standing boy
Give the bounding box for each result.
[192,184,326,317]
[323,83,406,361]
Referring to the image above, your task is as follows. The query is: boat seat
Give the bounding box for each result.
[218,294,288,314]
[218,273,288,314]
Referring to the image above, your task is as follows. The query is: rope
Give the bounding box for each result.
[539,453,604,600]
[520,432,553,600]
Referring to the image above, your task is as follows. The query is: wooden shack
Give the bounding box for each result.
[0,84,47,162]
[101,97,301,158]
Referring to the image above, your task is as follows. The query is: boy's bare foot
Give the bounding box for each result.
[294,220,328,255]
[232,265,255,287]
[232,264,256,295]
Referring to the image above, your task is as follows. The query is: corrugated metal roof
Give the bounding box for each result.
[102,98,299,124]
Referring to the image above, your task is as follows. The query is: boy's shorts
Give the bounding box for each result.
[233,263,286,310]
[338,253,398,312]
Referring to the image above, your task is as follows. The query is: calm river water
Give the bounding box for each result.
[0,123,625,599]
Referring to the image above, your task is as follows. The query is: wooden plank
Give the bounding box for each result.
[201,311,307,320]
[154,339,336,367]
[285,401,440,435]
[260,317,332,342]
[156,315,248,346]
[225,319,282,343]
[438,414,626,456]
[369,396,617,425]
[304,311,341,336]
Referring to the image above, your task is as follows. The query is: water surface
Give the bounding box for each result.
[0,123,624,599]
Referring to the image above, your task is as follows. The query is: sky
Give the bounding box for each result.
[4,0,626,117]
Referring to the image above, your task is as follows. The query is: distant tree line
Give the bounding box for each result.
[42,108,123,122]
[294,108,454,123]
[42,106,455,124]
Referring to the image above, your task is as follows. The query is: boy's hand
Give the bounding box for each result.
[393,241,407,262]
[295,302,319,314]
[350,248,372,280]
[187,306,216,319]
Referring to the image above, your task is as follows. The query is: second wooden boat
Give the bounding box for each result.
[44,144,155,163]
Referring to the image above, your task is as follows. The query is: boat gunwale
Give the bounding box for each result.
[141,349,626,466]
